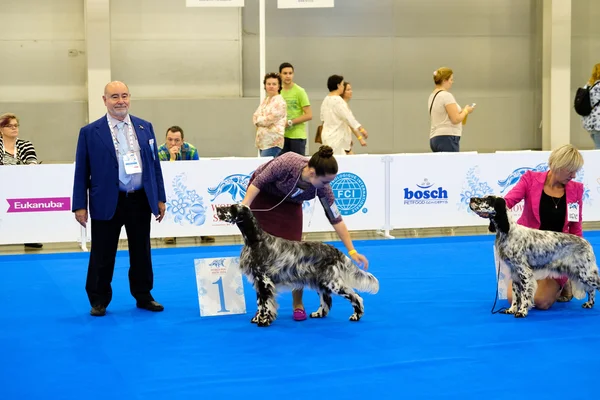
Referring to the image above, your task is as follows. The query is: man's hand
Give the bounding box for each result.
[156,201,166,222]
[74,209,88,228]
[168,146,180,161]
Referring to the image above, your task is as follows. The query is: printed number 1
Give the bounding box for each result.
[212,277,230,313]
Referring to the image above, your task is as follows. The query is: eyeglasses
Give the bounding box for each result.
[2,124,19,129]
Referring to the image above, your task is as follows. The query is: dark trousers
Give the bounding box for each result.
[85,190,155,307]
[430,135,460,152]
[281,137,307,156]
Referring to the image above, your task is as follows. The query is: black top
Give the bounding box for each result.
[539,190,566,233]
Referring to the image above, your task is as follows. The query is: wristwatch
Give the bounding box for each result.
[287,119,293,127]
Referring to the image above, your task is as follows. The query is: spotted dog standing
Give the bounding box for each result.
[469,195,600,318]
[215,204,379,327]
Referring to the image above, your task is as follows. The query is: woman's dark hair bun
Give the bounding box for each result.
[318,145,334,158]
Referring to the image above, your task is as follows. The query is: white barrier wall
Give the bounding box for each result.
[1,150,600,246]
[389,150,599,229]
[0,164,81,244]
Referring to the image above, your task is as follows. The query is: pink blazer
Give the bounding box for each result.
[504,170,584,237]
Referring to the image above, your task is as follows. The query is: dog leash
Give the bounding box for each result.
[250,173,302,212]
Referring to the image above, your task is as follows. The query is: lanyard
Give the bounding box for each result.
[107,115,135,155]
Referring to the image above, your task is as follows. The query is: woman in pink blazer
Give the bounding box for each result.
[504,144,585,310]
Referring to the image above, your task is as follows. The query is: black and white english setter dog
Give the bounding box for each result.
[215,204,379,327]
[469,195,600,318]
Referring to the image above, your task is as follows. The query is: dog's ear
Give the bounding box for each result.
[229,204,239,218]
[492,196,510,233]
[488,219,496,233]
[493,196,507,213]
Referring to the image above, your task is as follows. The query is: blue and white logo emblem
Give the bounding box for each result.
[404,178,448,205]
[497,163,548,193]
[207,172,253,202]
[330,172,367,216]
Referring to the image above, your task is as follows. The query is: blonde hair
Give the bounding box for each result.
[548,144,584,173]
[0,113,18,127]
[589,63,600,86]
[433,67,453,85]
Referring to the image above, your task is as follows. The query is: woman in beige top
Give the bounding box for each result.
[428,67,475,152]
[321,75,367,156]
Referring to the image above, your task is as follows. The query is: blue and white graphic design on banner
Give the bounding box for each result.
[390,152,484,229]
[207,172,253,203]
[195,257,246,317]
[302,155,385,232]
[186,0,244,7]
[149,158,265,238]
[166,173,208,227]
[496,162,548,193]
[579,150,600,221]
[277,0,334,8]
[457,166,494,215]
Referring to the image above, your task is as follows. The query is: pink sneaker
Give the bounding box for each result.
[293,308,307,321]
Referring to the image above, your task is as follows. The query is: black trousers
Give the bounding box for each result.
[280,137,307,156]
[85,189,155,307]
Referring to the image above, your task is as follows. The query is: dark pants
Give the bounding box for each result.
[430,135,460,152]
[86,189,155,308]
[281,137,307,156]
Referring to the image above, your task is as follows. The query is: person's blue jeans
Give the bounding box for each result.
[590,131,600,149]
[430,135,460,152]
[260,147,282,157]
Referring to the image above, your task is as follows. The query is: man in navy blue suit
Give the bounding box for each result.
[72,81,167,317]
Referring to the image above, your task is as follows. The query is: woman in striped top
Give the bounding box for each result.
[0,113,38,165]
[0,113,42,248]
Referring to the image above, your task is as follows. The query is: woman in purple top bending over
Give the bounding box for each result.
[242,145,369,321]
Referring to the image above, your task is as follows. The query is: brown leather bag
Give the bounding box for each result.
[315,124,323,144]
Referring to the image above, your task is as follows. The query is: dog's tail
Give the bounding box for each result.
[347,265,379,294]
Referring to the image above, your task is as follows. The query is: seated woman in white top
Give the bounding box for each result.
[428,67,475,153]
[320,75,367,156]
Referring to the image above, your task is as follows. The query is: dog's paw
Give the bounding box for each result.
[310,310,326,318]
[582,301,594,309]
[250,311,259,323]
[514,311,528,318]
[257,316,272,327]
[349,313,362,322]
[501,308,515,315]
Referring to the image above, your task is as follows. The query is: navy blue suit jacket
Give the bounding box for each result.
[72,114,166,220]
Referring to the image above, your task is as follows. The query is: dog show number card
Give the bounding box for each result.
[194,257,247,317]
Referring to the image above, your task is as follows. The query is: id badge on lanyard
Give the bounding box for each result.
[568,202,580,222]
[108,116,142,175]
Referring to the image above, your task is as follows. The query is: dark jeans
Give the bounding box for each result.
[280,137,307,156]
[259,147,282,157]
[430,135,460,152]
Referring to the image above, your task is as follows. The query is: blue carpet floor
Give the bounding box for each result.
[1,233,599,399]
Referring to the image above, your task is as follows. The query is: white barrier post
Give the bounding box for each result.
[376,155,394,239]
[257,0,266,157]
[80,226,88,252]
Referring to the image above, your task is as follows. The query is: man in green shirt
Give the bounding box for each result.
[279,62,312,155]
